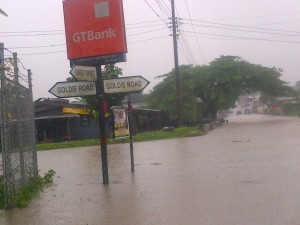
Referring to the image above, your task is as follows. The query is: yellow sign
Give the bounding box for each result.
[63,107,89,115]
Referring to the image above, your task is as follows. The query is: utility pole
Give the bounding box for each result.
[171,0,183,126]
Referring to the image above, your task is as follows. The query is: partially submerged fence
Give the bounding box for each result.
[0,43,38,207]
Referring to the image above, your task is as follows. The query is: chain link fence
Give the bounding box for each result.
[0,43,38,207]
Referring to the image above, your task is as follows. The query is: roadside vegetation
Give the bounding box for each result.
[37,126,204,151]
[144,56,297,123]
[0,169,56,209]
[69,56,297,129]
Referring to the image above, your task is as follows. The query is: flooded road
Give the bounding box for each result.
[1,114,300,225]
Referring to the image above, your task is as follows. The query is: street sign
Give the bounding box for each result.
[49,81,96,98]
[103,76,150,94]
[63,0,127,60]
[70,65,97,81]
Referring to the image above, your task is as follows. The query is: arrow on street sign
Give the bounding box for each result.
[49,81,96,98]
[103,76,150,94]
[70,65,97,81]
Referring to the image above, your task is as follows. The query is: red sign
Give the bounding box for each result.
[63,0,127,60]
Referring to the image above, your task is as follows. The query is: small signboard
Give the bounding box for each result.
[49,81,96,98]
[70,65,97,81]
[111,106,129,139]
[104,76,150,94]
[80,115,91,126]
[63,107,89,115]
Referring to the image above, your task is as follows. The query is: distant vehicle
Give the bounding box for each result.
[236,110,242,115]
[244,108,252,114]
[225,110,234,117]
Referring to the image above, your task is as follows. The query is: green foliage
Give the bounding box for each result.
[132,126,204,142]
[0,180,4,207]
[36,127,204,151]
[0,170,56,209]
[13,177,44,208]
[37,139,100,151]
[145,55,296,122]
[43,169,56,184]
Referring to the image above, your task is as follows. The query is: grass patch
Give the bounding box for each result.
[37,139,100,151]
[37,126,204,151]
[131,127,204,142]
[286,108,300,117]
[0,169,56,209]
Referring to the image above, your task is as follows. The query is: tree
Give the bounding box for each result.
[295,80,300,91]
[145,56,296,124]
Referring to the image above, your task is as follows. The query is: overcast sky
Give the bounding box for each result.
[1,0,300,100]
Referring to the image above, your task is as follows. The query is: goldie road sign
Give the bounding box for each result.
[103,76,150,94]
[49,81,96,98]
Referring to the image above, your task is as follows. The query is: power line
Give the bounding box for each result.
[128,35,169,44]
[203,10,300,21]
[144,0,170,27]
[0,32,65,37]
[18,50,67,56]
[126,20,162,26]
[155,0,171,19]
[127,27,169,37]
[184,30,300,44]
[177,20,197,64]
[182,19,300,35]
[8,35,170,55]
[182,20,300,37]
[126,22,167,30]
[183,0,206,64]
[178,39,192,64]
[254,19,300,27]
[173,5,197,64]
[0,29,64,34]
[8,44,66,50]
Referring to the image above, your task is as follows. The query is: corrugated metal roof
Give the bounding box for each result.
[35,114,80,120]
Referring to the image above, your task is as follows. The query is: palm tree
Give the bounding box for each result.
[0,8,8,17]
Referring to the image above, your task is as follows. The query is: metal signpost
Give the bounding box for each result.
[55,0,149,185]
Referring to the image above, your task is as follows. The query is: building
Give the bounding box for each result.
[35,98,99,143]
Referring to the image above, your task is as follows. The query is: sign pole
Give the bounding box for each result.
[127,94,134,172]
[96,65,109,184]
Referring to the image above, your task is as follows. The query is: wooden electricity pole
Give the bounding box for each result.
[171,0,183,126]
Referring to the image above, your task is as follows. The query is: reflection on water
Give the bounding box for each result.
[1,115,300,225]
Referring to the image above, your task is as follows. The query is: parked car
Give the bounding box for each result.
[244,108,252,114]
[236,110,242,115]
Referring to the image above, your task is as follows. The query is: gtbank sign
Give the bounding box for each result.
[63,0,127,60]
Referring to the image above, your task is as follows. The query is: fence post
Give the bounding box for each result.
[0,43,13,206]
[28,69,38,178]
[13,52,26,187]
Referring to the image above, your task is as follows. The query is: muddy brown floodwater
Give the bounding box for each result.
[1,114,300,225]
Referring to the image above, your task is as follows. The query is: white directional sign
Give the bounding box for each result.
[103,76,150,94]
[49,81,96,98]
[70,65,97,81]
